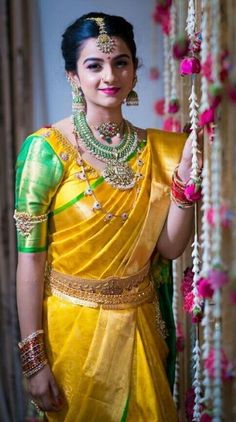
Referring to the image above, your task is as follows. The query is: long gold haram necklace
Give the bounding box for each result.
[74,132,145,222]
[73,112,138,190]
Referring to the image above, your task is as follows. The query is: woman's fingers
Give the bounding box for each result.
[28,365,64,412]
[40,391,62,412]
[49,373,64,407]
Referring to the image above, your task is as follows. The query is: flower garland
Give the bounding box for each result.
[155,1,236,420]
[172,259,180,405]
[153,0,182,132]
[182,2,203,420]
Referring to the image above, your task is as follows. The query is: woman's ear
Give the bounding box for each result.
[66,71,80,87]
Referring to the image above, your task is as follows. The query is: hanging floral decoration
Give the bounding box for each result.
[181,267,203,323]
[163,116,181,132]
[152,0,182,131]
[154,98,165,115]
[206,204,234,229]
[178,9,202,77]
[173,35,190,59]
[204,348,235,382]
[151,0,236,418]
[152,0,172,35]
[198,266,229,299]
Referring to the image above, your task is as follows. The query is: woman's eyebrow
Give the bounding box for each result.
[83,54,131,65]
[83,57,103,64]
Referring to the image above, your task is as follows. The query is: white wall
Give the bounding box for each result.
[33,0,164,130]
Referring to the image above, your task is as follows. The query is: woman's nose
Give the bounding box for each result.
[101,66,116,84]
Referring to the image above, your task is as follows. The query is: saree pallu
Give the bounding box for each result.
[15,127,186,421]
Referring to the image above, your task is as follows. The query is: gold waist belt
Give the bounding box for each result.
[45,263,155,309]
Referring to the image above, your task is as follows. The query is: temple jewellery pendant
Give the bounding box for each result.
[102,152,136,190]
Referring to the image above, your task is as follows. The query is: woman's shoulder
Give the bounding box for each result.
[147,127,187,140]
[18,116,76,166]
[132,125,147,141]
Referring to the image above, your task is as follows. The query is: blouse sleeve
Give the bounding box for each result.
[14,134,64,252]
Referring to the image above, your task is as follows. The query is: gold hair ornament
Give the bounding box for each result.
[87,17,116,54]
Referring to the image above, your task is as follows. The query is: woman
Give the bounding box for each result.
[15,12,198,422]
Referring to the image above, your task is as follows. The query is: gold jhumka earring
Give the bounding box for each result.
[126,76,139,106]
[67,75,86,113]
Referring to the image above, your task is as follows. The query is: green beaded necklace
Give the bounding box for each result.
[72,112,140,190]
[73,112,138,162]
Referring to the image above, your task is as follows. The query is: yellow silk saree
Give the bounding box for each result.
[15,127,186,421]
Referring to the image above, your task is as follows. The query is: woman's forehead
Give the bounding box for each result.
[78,37,132,61]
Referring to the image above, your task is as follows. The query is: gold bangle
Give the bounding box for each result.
[18,329,44,348]
[172,165,189,188]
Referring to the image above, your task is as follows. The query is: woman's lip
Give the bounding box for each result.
[99,87,120,95]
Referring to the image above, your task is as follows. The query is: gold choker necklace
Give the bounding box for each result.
[93,121,123,144]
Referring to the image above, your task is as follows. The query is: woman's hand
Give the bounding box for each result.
[28,364,64,413]
[178,128,204,183]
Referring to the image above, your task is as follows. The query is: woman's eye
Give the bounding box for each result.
[87,63,102,70]
[116,60,129,67]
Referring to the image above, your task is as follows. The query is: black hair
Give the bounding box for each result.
[61,12,138,72]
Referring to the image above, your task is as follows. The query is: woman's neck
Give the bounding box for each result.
[85,106,124,127]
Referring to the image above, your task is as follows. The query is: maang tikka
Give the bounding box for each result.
[126,76,139,106]
[86,17,116,54]
[67,75,86,113]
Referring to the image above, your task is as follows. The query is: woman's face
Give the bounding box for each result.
[70,36,135,111]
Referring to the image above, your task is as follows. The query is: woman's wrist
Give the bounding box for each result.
[18,329,48,378]
[177,161,191,183]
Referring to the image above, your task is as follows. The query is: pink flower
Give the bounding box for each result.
[198,277,214,299]
[200,413,213,422]
[154,98,165,115]
[198,108,215,126]
[181,267,194,294]
[184,183,202,201]
[172,36,190,59]
[163,117,181,132]
[149,67,160,80]
[152,3,171,34]
[208,268,229,290]
[168,98,180,113]
[206,208,214,225]
[179,57,201,76]
[181,267,202,316]
[160,11,171,34]
[205,348,233,381]
[183,291,194,313]
[206,205,234,229]
[201,55,213,81]
[156,0,172,11]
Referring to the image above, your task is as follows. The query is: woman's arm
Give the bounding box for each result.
[17,252,64,412]
[157,131,202,260]
[17,252,46,338]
